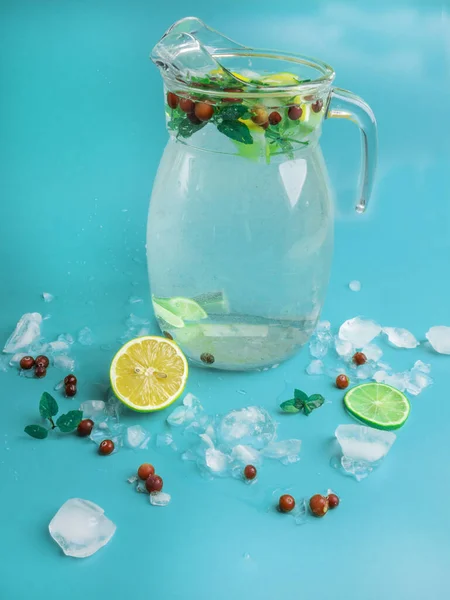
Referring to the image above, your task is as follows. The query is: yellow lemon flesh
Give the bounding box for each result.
[110,336,188,412]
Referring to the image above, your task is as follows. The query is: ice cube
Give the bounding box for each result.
[149,492,171,507]
[205,447,231,476]
[3,313,43,353]
[306,359,324,375]
[373,370,408,391]
[125,425,150,449]
[292,498,308,525]
[105,389,125,419]
[362,343,383,362]
[79,400,106,419]
[335,424,396,481]
[156,433,177,450]
[230,444,261,465]
[426,326,450,354]
[405,360,432,396]
[78,327,94,346]
[338,317,381,348]
[54,380,65,391]
[58,333,74,345]
[90,418,124,447]
[262,439,301,464]
[42,292,54,303]
[383,327,419,349]
[218,406,275,449]
[349,280,361,292]
[335,338,353,357]
[49,498,116,558]
[48,341,70,353]
[309,322,332,358]
[355,362,376,380]
[53,355,75,371]
[166,393,204,427]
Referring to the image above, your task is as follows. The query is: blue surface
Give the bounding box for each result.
[1,1,450,598]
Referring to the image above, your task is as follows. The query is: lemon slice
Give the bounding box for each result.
[261,72,300,86]
[110,336,188,412]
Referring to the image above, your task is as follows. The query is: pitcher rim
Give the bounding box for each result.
[156,49,335,99]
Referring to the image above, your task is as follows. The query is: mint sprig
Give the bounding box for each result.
[280,388,325,416]
[25,393,83,439]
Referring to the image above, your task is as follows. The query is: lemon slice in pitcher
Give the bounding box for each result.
[110,336,188,412]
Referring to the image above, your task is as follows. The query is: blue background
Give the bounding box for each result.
[1,1,450,598]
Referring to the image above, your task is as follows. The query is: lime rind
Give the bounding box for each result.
[152,301,185,328]
[344,383,410,431]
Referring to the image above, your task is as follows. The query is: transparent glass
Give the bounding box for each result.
[147,18,377,371]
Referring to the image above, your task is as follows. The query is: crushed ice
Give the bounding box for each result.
[166,395,301,479]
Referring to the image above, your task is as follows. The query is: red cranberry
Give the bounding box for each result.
[77,419,94,437]
[65,383,77,397]
[309,494,328,517]
[64,374,77,385]
[166,92,179,109]
[179,97,195,114]
[279,494,295,513]
[288,106,303,120]
[138,463,155,480]
[145,474,163,493]
[222,88,243,103]
[312,99,323,113]
[268,111,282,125]
[353,352,367,365]
[194,102,214,121]
[243,465,257,480]
[336,374,349,389]
[99,439,114,455]
[35,355,49,368]
[35,366,47,378]
[327,493,340,509]
[19,356,34,370]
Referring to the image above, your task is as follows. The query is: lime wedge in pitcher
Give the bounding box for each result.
[344,383,410,430]
[152,296,207,328]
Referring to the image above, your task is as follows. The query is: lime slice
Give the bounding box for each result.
[344,383,410,430]
[152,301,185,328]
[153,296,208,327]
[110,336,188,412]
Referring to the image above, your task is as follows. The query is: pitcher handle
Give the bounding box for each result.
[326,87,378,213]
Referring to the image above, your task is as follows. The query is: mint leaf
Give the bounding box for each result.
[177,118,206,139]
[217,120,253,145]
[56,410,83,433]
[39,392,59,419]
[24,425,48,439]
[303,394,325,416]
[219,104,250,121]
[280,399,300,413]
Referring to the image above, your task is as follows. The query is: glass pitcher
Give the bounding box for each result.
[147,17,377,371]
